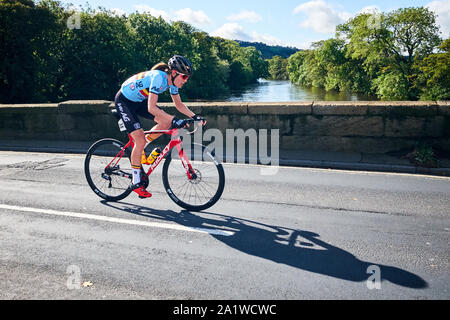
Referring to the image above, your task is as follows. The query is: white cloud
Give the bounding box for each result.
[211,23,298,48]
[211,23,252,41]
[250,32,282,45]
[293,0,352,34]
[174,8,211,26]
[133,5,171,21]
[250,32,289,46]
[297,41,315,50]
[426,0,450,37]
[227,10,262,23]
[132,6,212,28]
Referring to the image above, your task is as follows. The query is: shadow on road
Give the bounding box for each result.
[101,200,428,289]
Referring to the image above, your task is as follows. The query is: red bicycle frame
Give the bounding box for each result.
[106,127,196,180]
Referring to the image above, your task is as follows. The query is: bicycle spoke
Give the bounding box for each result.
[85,139,132,201]
[197,180,213,198]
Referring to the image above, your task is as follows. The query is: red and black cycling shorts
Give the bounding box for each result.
[114,91,156,133]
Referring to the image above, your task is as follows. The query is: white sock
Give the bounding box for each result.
[132,166,141,185]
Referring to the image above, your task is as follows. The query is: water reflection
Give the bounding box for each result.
[214,79,377,102]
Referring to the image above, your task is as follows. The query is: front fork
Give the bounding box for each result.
[175,141,197,180]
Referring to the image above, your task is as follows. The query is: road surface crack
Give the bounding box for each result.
[0,158,69,171]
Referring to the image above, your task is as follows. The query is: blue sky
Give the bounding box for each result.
[60,0,450,48]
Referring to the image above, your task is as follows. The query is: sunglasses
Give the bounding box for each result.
[176,72,189,80]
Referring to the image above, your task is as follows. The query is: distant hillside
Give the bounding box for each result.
[236,40,301,59]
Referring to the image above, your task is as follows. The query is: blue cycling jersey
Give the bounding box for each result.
[120,70,179,102]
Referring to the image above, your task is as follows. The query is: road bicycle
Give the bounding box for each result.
[84,110,225,211]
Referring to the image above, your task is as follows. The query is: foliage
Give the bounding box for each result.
[405,142,440,168]
[415,39,450,101]
[0,0,268,103]
[212,37,268,88]
[286,51,308,84]
[236,40,300,59]
[182,31,230,100]
[371,68,410,100]
[2,1,446,103]
[0,0,60,103]
[267,56,288,80]
[59,9,139,100]
[287,6,446,101]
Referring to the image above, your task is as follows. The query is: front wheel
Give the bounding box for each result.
[162,143,225,211]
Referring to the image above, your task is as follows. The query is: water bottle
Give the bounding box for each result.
[141,151,148,164]
[147,147,161,165]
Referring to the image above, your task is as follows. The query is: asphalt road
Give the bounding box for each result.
[0,151,448,300]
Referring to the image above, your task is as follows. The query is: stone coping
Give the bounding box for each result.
[1,100,448,116]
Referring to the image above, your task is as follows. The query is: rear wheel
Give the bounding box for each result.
[162,143,225,211]
[84,138,134,201]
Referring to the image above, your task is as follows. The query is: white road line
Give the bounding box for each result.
[0,203,234,237]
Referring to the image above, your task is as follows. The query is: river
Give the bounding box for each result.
[214,79,377,102]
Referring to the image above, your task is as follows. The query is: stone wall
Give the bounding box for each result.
[0,100,449,153]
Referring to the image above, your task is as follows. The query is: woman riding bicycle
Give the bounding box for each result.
[114,55,206,198]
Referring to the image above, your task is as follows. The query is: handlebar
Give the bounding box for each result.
[179,120,200,135]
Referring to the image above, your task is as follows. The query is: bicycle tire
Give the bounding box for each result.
[84,138,133,201]
[162,143,225,211]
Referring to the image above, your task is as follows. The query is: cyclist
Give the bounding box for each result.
[114,55,206,198]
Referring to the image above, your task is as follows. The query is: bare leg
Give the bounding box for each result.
[144,122,170,142]
[130,129,146,167]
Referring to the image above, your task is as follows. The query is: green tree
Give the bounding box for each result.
[34,0,71,102]
[267,55,288,80]
[182,31,229,99]
[319,39,371,93]
[371,67,410,100]
[315,39,348,91]
[244,46,269,80]
[0,0,59,103]
[337,7,442,100]
[287,50,308,84]
[415,38,450,100]
[292,41,328,88]
[59,8,138,100]
[127,13,175,72]
[213,38,254,88]
[388,7,441,62]
[287,50,318,87]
